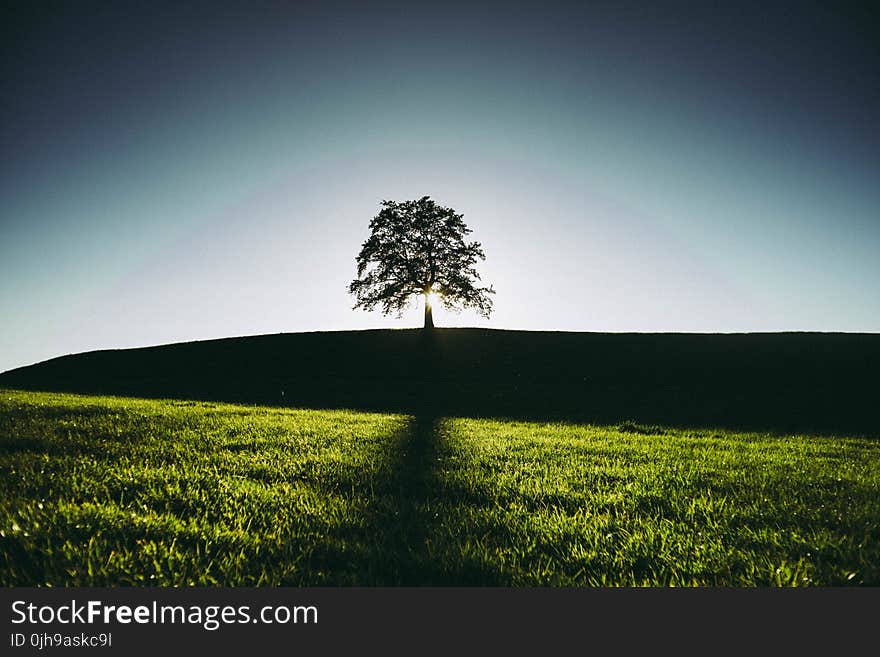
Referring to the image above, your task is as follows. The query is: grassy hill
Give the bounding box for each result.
[3,331,879,585]
[2,329,878,436]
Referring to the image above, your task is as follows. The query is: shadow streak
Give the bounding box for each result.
[292,411,504,585]
[374,412,446,584]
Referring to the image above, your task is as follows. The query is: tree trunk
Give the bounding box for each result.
[423,293,434,329]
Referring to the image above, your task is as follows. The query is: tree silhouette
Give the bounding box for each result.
[349,196,495,329]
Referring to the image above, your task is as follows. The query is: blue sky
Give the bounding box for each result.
[2,1,878,372]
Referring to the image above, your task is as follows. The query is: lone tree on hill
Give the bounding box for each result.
[349,196,495,329]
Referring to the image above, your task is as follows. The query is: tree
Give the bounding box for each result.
[349,196,495,329]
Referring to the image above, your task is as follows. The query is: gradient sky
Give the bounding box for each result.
[2,1,878,372]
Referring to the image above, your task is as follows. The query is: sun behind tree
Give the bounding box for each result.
[349,196,495,329]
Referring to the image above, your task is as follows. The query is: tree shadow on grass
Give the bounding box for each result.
[377,412,444,584]
[339,411,505,586]
[363,330,506,584]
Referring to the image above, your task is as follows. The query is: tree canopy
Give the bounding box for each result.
[348,196,495,328]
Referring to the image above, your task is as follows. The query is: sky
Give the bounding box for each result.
[2,1,878,372]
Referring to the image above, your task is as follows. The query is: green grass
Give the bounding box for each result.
[1,389,878,586]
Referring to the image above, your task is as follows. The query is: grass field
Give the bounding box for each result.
[2,389,877,586]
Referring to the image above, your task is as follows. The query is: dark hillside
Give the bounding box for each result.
[1,329,877,436]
